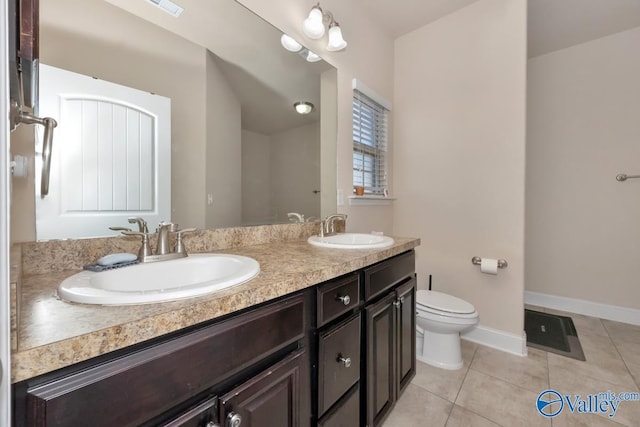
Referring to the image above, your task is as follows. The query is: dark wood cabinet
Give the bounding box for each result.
[219,348,306,427]
[14,292,311,427]
[365,292,397,426]
[363,252,416,427]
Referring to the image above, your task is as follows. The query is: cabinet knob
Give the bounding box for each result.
[393,300,401,308]
[337,355,352,368]
[206,422,221,427]
[226,412,242,427]
[336,294,351,306]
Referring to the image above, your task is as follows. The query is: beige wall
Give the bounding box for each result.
[205,53,242,228]
[237,0,396,234]
[242,130,273,225]
[271,122,321,222]
[393,0,528,336]
[526,27,640,310]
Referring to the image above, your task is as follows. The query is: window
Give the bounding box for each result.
[352,86,389,195]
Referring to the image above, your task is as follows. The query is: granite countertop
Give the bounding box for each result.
[12,236,419,383]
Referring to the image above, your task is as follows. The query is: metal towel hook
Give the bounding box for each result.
[616,173,640,182]
[9,100,58,197]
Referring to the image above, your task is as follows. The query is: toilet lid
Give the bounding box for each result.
[416,290,476,314]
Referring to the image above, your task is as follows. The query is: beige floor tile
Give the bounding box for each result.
[548,368,640,427]
[625,361,640,389]
[613,339,640,369]
[548,333,637,390]
[445,405,502,427]
[382,383,452,427]
[456,369,551,427]
[602,320,640,345]
[412,340,478,402]
[551,411,630,426]
[543,309,609,338]
[470,345,549,393]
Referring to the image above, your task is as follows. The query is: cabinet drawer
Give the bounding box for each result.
[318,313,361,415]
[24,293,306,427]
[317,274,360,327]
[318,383,360,427]
[363,250,415,302]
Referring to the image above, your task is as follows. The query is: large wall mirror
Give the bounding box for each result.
[24,0,337,240]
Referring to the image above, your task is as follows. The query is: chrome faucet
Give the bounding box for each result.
[287,212,305,223]
[128,217,148,233]
[155,222,177,255]
[111,220,195,263]
[323,214,347,236]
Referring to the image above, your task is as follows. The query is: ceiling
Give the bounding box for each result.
[357,0,640,57]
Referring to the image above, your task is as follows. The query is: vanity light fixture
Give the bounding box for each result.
[146,0,184,17]
[280,34,303,52]
[280,33,322,63]
[304,50,322,62]
[302,3,348,51]
[294,102,314,115]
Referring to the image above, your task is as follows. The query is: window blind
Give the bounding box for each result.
[353,89,388,195]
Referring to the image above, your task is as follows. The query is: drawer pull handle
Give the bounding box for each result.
[336,294,351,306]
[337,355,352,368]
[227,412,242,427]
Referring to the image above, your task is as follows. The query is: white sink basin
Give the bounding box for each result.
[307,233,394,249]
[57,254,260,305]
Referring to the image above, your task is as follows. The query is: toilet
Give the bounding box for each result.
[415,290,479,370]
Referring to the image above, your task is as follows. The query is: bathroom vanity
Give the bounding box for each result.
[11,231,419,426]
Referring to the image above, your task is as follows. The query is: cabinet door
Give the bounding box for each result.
[219,349,305,427]
[395,277,416,396]
[162,397,219,427]
[365,292,397,427]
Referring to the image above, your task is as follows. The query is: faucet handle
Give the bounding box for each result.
[174,228,196,255]
[119,230,152,260]
[109,226,132,233]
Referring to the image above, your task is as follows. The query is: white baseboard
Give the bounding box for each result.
[461,325,527,357]
[524,291,640,326]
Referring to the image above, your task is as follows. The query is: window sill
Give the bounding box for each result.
[348,195,396,206]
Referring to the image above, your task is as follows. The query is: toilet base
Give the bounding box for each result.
[416,329,464,370]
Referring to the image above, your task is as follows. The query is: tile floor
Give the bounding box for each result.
[383,307,640,427]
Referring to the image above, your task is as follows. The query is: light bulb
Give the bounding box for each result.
[280,34,302,52]
[327,23,347,51]
[302,6,325,39]
[305,50,321,62]
[294,102,314,115]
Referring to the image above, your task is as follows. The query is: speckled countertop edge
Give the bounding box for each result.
[12,237,420,383]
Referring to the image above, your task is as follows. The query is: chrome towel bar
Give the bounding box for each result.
[471,256,508,269]
[616,173,640,182]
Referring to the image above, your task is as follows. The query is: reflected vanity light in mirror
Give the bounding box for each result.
[280,34,302,52]
[294,102,314,115]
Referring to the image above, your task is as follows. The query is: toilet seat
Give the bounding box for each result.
[416,290,477,319]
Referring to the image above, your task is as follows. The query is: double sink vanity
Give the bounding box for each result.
[10,223,419,426]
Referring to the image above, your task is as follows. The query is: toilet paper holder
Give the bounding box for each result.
[471,256,508,269]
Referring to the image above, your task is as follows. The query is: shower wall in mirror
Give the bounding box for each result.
[14,0,336,240]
